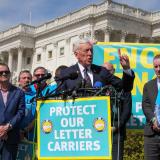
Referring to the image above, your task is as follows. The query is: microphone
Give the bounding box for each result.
[26,73,52,86]
[93,81,103,88]
[72,80,82,98]
[81,79,86,88]
[94,85,116,96]
[55,72,78,81]
[55,89,73,97]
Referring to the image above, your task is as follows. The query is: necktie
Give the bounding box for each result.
[83,68,92,88]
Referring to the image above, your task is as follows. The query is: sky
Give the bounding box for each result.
[0,0,160,31]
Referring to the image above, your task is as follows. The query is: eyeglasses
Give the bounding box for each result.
[34,74,45,77]
[0,71,10,76]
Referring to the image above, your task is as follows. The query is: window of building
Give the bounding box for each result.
[26,57,31,65]
[48,51,53,59]
[37,54,41,62]
[59,47,64,56]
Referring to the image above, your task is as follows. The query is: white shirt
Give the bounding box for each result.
[0,90,8,106]
[78,63,93,85]
[157,78,160,89]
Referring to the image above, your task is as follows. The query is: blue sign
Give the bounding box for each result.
[37,96,112,159]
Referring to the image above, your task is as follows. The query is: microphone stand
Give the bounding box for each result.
[36,82,43,99]
[107,88,123,160]
[92,84,123,160]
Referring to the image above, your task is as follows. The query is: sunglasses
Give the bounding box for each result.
[34,74,45,77]
[0,71,10,76]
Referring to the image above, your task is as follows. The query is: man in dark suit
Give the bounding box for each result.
[61,38,134,93]
[103,62,132,160]
[142,54,160,160]
[0,63,25,160]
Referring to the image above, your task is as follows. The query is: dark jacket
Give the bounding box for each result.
[142,78,158,136]
[0,84,25,144]
[61,63,135,92]
[112,92,132,140]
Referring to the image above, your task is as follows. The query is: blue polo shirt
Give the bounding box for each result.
[19,88,36,129]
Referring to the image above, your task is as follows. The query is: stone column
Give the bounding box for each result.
[103,27,112,42]
[53,42,58,68]
[65,38,71,65]
[120,31,127,42]
[42,45,46,66]
[17,47,23,74]
[0,52,4,63]
[135,35,141,43]
[93,30,98,41]
[90,25,95,40]
[149,37,154,43]
[8,49,13,72]
[31,48,36,73]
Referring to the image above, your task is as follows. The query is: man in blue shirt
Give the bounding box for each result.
[31,66,56,98]
[18,70,36,141]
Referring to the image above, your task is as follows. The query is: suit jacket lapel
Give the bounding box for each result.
[5,85,16,109]
[152,78,158,103]
[0,92,5,109]
[74,63,83,80]
[91,65,98,84]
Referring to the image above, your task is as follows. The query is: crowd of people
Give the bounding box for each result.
[0,38,159,160]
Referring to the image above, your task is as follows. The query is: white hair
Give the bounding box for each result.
[73,38,92,53]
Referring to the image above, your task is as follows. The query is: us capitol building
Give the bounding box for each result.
[0,0,160,82]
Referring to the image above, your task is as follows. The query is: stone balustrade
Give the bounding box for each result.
[152,11,160,21]
[0,24,35,41]
[0,1,160,39]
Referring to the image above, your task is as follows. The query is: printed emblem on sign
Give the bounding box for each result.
[93,117,106,132]
[42,120,53,134]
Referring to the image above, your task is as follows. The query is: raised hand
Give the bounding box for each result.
[118,48,130,70]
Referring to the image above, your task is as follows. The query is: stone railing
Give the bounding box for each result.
[35,5,96,34]
[108,2,151,20]
[0,1,156,37]
[35,1,153,34]
[151,11,160,21]
[0,24,35,40]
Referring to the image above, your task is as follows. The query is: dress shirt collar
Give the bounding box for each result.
[77,63,91,74]
[77,63,93,86]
